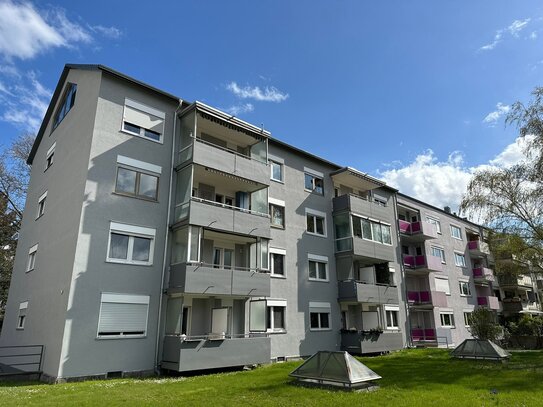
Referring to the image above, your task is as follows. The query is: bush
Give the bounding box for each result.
[468,308,501,342]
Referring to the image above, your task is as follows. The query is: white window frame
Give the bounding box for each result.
[450,224,462,240]
[435,277,451,295]
[27,244,38,272]
[106,222,156,266]
[306,208,327,237]
[454,252,467,267]
[266,299,287,333]
[426,216,442,234]
[459,280,472,296]
[308,254,329,282]
[270,160,284,183]
[304,167,324,195]
[431,246,446,263]
[269,247,286,278]
[309,302,331,331]
[17,301,28,329]
[463,311,472,327]
[45,142,56,171]
[36,191,47,219]
[97,293,150,338]
[384,305,400,330]
[440,311,455,328]
[269,198,285,229]
[121,98,165,144]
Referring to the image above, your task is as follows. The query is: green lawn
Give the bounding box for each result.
[2,349,543,406]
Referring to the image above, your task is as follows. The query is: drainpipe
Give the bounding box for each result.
[154,99,184,375]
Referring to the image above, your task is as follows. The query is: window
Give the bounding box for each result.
[352,216,392,245]
[435,277,451,295]
[308,254,328,282]
[450,225,462,240]
[306,208,327,237]
[45,142,56,170]
[97,293,149,338]
[270,160,284,182]
[454,252,466,267]
[309,302,331,331]
[373,194,387,207]
[267,300,287,332]
[431,246,446,263]
[122,98,165,143]
[270,199,285,229]
[459,281,471,296]
[270,248,286,277]
[107,222,156,265]
[304,168,324,195]
[36,191,47,219]
[385,305,399,330]
[53,83,77,129]
[464,312,472,326]
[440,312,455,328]
[27,244,38,272]
[426,216,441,234]
[115,156,161,201]
[17,302,28,329]
[212,247,234,269]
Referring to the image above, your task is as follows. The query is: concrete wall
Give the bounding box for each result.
[0,69,102,378]
[55,71,179,379]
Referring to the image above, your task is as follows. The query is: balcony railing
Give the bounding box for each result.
[338,280,399,304]
[407,291,448,307]
[468,240,490,257]
[340,330,403,354]
[398,220,438,240]
[411,328,436,342]
[403,255,443,273]
[332,194,391,222]
[477,296,500,310]
[473,267,495,283]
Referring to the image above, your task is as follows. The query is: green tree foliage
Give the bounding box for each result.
[0,133,33,325]
[468,308,502,342]
[460,88,543,275]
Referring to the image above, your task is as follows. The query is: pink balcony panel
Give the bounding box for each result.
[424,329,436,340]
[419,291,431,303]
[473,267,495,282]
[399,220,411,234]
[410,221,422,233]
[478,296,499,310]
[407,291,419,303]
[411,328,436,342]
[468,241,479,250]
[411,329,424,341]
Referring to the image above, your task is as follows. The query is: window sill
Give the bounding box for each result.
[96,335,147,340]
[308,278,329,283]
[271,274,286,279]
[267,329,287,334]
[271,224,285,230]
[304,189,324,196]
[25,269,34,273]
[271,178,284,184]
[310,328,332,332]
[306,231,327,238]
[106,259,153,267]
[35,214,44,221]
[120,129,163,145]
[112,192,159,203]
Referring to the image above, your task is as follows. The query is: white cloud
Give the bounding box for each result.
[0,1,122,60]
[483,102,510,126]
[377,137,531,213]
[90,25,123,39]
[222,103,254,116]
[479,18,530,51]
[226,82,289,102]
[530,31,538,40]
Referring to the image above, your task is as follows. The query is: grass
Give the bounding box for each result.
[1,349,543,406]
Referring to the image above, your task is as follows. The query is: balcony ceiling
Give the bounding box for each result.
[331,167,387,192]
[194,164,265,192]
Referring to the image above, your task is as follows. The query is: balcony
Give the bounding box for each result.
[162,334,270,372]
[498,274,534,290]
[398,220,438,242]
[501,298,523,313]
[403,255,444,274]
[340,331,403,354]
[477,296,499,310]
[407,291,448,308]
[338,280,399,304]
[183,198,271,239]
[411,328,437,344]
[169,263,270,297]
[468,240,490,257]
[333,194,392,222]
[473,267,495,284]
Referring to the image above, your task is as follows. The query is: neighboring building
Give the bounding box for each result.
[0,64,537,381]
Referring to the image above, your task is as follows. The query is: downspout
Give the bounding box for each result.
[154,99,184,374]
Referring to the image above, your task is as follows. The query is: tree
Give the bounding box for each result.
[0,133,34,326]
[460,87,543,275]
[468,308,502,342]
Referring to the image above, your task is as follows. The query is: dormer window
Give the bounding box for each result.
[53,83,77,129]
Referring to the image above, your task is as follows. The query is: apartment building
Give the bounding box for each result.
[0,64,533,381]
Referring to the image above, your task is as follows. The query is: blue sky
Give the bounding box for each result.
[0,1,542,211]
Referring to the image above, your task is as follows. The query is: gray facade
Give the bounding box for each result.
[0,64,517,381]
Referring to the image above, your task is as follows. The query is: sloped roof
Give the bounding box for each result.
[451,339,511,360]
[289,351,381,387]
